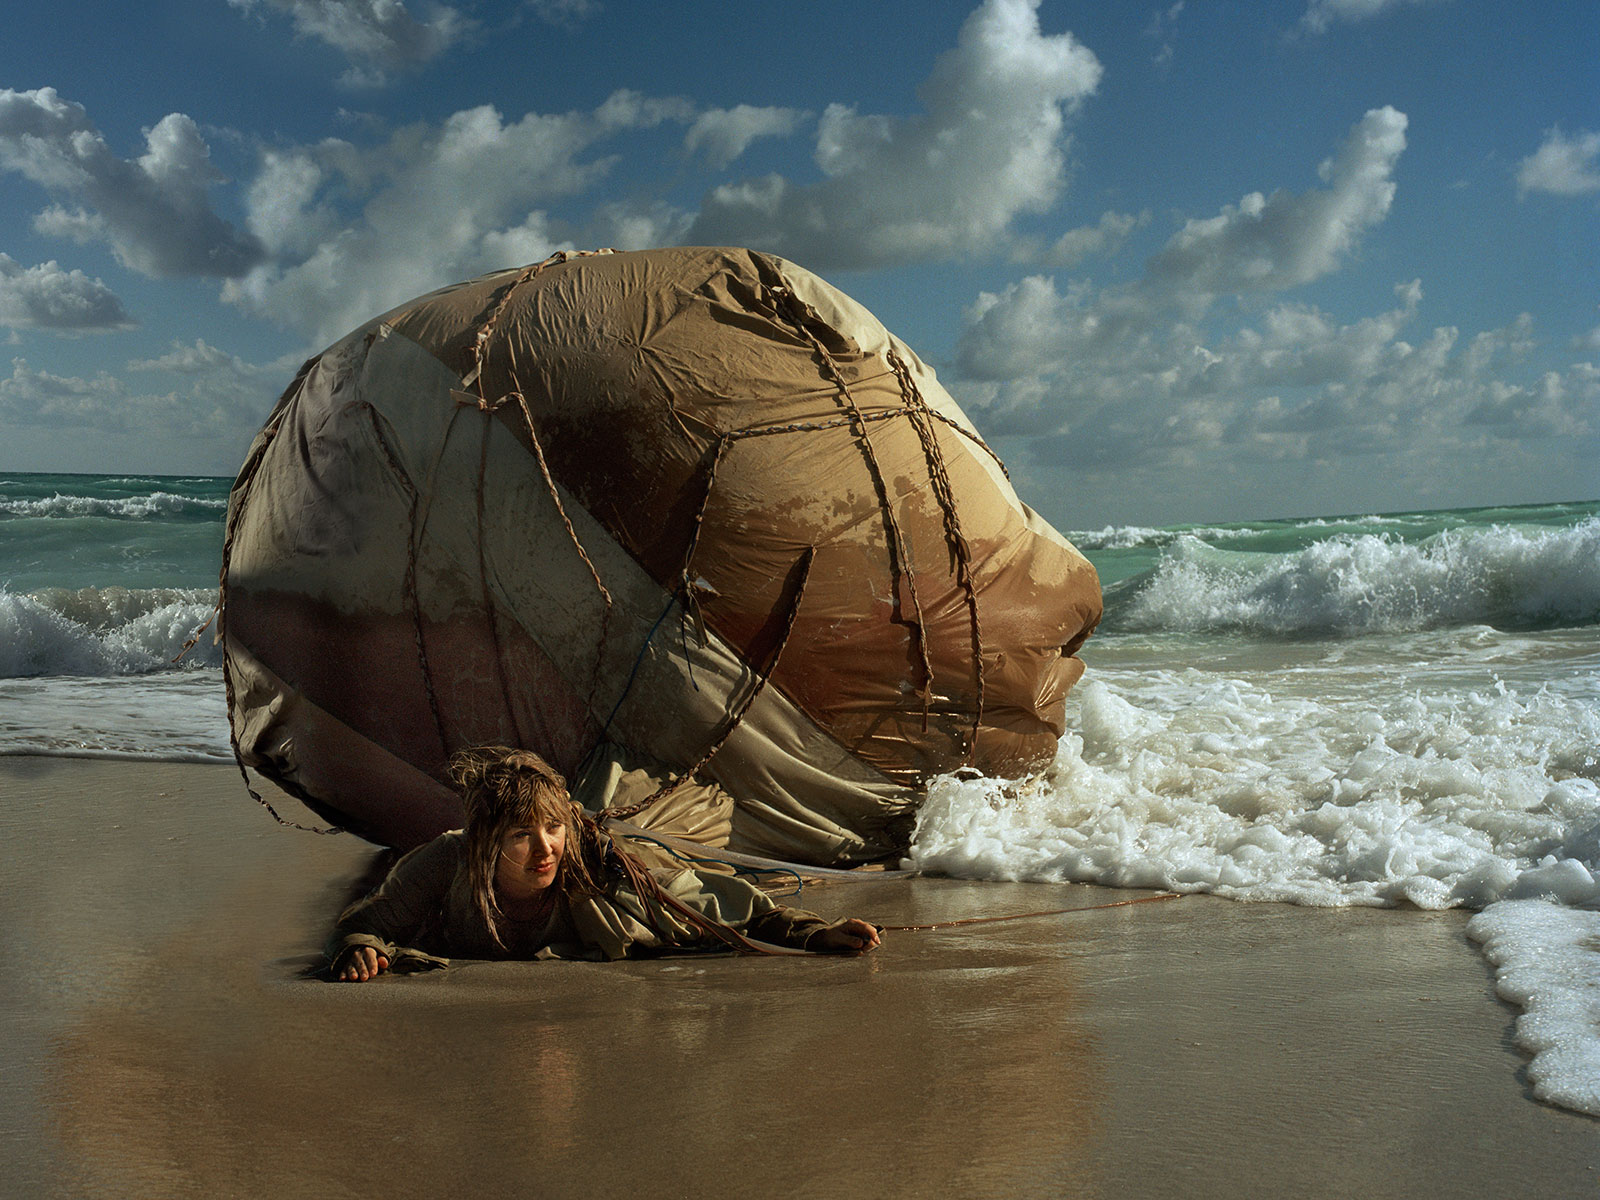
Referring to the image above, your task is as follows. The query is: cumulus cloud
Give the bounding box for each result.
[1517,128,1600,198]
[959,107,1411,391]
[959,273,1596,476]
[126,337,271,378]
[0,88,263,278]
[227,0,474,87]
[527,0,600,29]
[1299,0,1442,35]
[684,105,808,170]
[953,106,1407,382]
[0,340,278,441]
[223,91,695,344]
[12,2,1097,350]
[572,199,695,253]
[243,147,345,259]
[947,101,1595,486]
[687,0,1102,271]
[0,254,133,333]
[1033,209,1147,268]
[1145,106,1407,301]
[0,359,127,428]
[1147,1,1184,68]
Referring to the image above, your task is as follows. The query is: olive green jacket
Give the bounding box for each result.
[327,830,837,969]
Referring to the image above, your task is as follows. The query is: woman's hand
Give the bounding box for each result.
[333,946,389,982]
[810,918,882,955]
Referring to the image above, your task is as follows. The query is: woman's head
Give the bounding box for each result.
[449,746,595,941]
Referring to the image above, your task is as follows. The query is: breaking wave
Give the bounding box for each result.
[1104,518,1600,635]
[0,491,228,520]
[1066,513,1418,551]
[0,586,221,678]
[910,674,1600,910]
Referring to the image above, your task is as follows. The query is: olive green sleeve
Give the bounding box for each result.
[745,904,834,950]
[671,868,870,953]
[647,866,844,952]
[325,834,462,965]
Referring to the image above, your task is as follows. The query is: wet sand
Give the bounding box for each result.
[2,755,1595,1198]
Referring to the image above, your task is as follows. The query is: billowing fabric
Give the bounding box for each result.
[224,246,1101,863]
[326,830,834,965]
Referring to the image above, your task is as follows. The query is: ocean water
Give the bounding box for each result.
[0,473,230,760]
[3,472,1598,1113]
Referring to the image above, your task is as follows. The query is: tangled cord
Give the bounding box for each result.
[876,890,1182,932]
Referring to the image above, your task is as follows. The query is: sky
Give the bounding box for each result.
[0,0,1595,528]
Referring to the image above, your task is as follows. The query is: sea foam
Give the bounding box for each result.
[909,658,1600,1118]
[1468,901,1600,1117]
[909,675,1600,908]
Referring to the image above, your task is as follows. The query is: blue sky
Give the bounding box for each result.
[0,0,1595,526]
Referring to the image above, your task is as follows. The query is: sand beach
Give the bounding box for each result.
[2,754,1595,1199]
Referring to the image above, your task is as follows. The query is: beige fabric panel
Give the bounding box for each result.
[227,314,914,859]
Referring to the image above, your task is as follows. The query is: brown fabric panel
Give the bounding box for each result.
[389,246,1099,784]
[226,636,461,847]
[230,588,596,783]
[226,246,1100,859]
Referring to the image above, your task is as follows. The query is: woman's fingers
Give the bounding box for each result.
[841,919,881,949]
[815,919,882,953]
[334,947,388,981]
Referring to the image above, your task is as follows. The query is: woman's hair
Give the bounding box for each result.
[449,746,602,945]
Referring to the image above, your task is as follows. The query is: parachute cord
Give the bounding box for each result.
[219,363,345,835]
[596,593,678,743]
[592,820,792,955]
[604,822,1179,945]
[475,412,525,748]
[364,403,451,764]
[673,433,729,681]
[879,891,1182,931]
[889,349,986,763]
[467,255,617,726]
[603,545,815,823]
[664,411,913,716]
[510,391,614,718]
[463,263,543,401]
[682,435,730,580]
[723,408,902,441]
[172,599,220,664]
[616,830,806,895]
[924,409,1011,480]
[677,608,700,693]
[621,850,789,955]
[772,287,937,732]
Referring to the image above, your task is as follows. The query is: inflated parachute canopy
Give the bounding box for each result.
[222,247,1100,865]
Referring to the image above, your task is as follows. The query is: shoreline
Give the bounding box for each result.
[2,755,1595,1197]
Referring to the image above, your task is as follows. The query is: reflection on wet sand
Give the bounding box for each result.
[51,871,1107,1197]
[8,758,1597,1199]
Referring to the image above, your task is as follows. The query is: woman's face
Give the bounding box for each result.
[495,815,567,898]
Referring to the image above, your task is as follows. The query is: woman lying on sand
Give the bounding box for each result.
[328,746,881,980]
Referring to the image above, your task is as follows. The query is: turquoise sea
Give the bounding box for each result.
[3,472,1599,1111]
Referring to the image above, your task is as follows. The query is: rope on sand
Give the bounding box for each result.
[600,815,1185,934]
[880,890,1183,932]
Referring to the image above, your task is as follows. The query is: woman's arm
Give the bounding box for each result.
[654,865,883,954]
[325,835,461,981]
[746,907,883,954]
